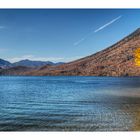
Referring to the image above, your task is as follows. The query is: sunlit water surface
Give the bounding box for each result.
[0,76,140,131]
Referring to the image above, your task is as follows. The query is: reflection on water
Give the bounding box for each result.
[0,76,140,131]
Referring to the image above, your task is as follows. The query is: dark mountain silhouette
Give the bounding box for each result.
[12,59,55,67]
[0,59,11,68]
[0,58,64,68]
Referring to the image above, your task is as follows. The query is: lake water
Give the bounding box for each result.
[0,76,140,131]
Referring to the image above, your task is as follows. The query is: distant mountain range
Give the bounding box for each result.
[0,59,12,68]
[12,59,64,67]
[1,28,140,76]
[0,59,64,68]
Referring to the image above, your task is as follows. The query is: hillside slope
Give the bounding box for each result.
[24,28,140,76]
[0,59,11,68]
[0,66,34,76]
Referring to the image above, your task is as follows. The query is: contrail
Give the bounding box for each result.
[94,15,122,33]
[74,15,122,46]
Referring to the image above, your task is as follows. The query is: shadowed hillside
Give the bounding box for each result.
[0,66,34,76]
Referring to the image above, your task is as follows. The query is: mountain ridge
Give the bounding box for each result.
[23,28,140,76]
[0,59,64,68]
[1,28,140,76]
[0,58,12,68]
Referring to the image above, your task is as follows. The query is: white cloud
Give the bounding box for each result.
[74,15,122,46]
[63,56,83,62]
[7,55,83,63]
[8,55,63,63]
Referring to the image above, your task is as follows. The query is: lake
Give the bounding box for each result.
[0,76,140,131]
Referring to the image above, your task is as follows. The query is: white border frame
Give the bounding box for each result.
[0,0,139,8]
[1,132,140,140]
[0,0,140,140]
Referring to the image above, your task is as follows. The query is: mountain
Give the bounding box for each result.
[0,59,65,75]
[0,59,11,68]
[1,28,140,76]
[0,58,65,68]
[23,28,140,76]
[12,59,54,67]
[0,66,34,76]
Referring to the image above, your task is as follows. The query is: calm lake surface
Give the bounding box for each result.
[0,76,140,131]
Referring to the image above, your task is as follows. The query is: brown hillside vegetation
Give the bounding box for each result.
[24,28,140,76]
[1,28,140,76]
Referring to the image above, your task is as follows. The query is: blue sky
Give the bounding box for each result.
[0,9,140,62]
